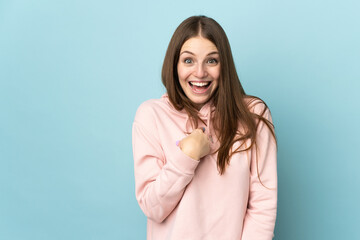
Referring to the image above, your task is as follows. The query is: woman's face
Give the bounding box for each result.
[177,36,220,110]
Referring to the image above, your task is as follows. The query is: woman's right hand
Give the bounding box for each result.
[178,128,211,161]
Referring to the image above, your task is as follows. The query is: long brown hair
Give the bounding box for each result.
[162,15,276,175]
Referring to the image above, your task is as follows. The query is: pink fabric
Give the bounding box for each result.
[132,94,277,240]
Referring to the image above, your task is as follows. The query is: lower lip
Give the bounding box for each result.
[188,82,212,94]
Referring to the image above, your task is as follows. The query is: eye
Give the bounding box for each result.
[184,58,193,64]
[207,58,218,64]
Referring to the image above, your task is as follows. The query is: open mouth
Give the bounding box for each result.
[188,81,212,93]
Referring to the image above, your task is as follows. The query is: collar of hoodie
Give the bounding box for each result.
[162,93,215,144]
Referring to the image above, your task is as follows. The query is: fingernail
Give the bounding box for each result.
[175,140,180,146]
[202,127,205,132]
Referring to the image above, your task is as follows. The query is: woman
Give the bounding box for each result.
[132,15,277,240]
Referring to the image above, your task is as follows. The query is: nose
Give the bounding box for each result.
[194,63,207,78]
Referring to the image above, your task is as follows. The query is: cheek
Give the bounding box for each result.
[177,65,192,82]
[211,67,221,81]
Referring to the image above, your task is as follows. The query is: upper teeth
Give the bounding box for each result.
[191,82,209,86]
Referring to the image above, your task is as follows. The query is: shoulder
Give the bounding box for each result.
[132,98,165,143]
[134,99,160,119]
[134,94,180,127]
[134,98,165,123]
[244,95,271,116]
[133,95,185,142]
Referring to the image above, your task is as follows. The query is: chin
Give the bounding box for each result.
[187,96,211,109]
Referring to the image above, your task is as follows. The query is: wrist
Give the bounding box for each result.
[180,145,200,161]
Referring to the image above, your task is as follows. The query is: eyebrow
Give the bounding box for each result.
[180,50,219,56]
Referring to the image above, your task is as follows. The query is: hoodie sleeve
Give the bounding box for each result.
[132,102,200,223]
[241,103,278,240]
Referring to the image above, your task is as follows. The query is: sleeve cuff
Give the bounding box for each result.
[169,146,200,175]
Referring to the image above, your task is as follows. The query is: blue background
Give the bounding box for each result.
[1,0,359,239]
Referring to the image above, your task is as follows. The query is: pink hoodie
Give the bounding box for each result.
[132,94,277,240]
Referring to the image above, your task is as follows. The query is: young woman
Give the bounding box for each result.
[132,15,277,240]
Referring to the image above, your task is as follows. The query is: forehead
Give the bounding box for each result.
[180,36,218,52]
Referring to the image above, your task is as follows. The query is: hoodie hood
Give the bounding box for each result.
[161,93,217,149]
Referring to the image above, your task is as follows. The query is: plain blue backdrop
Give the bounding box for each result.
[1,0,359,239]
